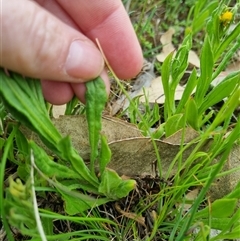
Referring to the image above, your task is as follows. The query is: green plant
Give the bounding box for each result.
[127,89,162,137]
[0,72,135,239]
[120,1,240,240]
[160,4,240,135]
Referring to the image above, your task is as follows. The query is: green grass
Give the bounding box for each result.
[1,0,240,240]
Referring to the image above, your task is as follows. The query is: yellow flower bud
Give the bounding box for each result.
[220,11,233,26]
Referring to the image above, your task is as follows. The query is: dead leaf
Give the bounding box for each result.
[226,50,240,72]
[111,60,155,115]
[211,71,229,87]
[21,115,142,160]
[185,188,200,201]
[156,28,176,62]
[52,115,142,160]
[156,28,200,68]
[52,105,66,118]
[115,202,146,227]
[138,77,185,104]
[22,114,240,201]
[22,115,200,178]
[209,144,240,201]
[188,50,200,68]
[108,136,198,177]
[164,127,199,144]
[177,188,200,211]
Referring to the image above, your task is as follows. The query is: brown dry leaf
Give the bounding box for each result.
[209,144,240,201]
[138,77,185,104]
[188,50,200,68]
[52,105,66,118]
[226,61,240,72]
[21,115,142,160]
[211,68,240,88]
[185,188,199,201]
[115,202,146,227]
[226,50,240,72]
[111,60,155,115]
[22,114,239,200]
[156,28,200,68]
[175,188,200,212]
[23,115,199,178]
[156,28,175,62]
[164,127,199,144]
[177,188,200,212]
[52,115,142,160]
[108,133,198,177]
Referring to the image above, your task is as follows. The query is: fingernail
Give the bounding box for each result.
[65,40,103,79]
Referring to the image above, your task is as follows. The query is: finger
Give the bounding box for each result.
[34,0,79,29]
[71,68,110,103]
[1,0,104,82]
[41,69,110,105]
[41,80,74,105]
[56,0,143,79]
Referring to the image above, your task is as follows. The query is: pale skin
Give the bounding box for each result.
[1,0,143,104]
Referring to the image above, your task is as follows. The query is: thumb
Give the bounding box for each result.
[0,0,104,82]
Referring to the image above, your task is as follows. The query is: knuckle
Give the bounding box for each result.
[27,10,64,74]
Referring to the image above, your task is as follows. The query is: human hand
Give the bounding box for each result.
[1,0,143,104]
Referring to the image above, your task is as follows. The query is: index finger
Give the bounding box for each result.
[56,0,143,79]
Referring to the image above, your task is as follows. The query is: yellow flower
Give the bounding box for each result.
[220,11,233,25]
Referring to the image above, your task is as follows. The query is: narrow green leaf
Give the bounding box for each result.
[175,125,239,240]
[85,77,108,173]
[56,136,99,189]
[152,123,165,139]
[200,208,240,231]
[54,180,109,215]
[0,69,62,151]
[117,179,137,199]
[212,36,240,80]
[206,5,221,51]
[98,168,136,200]
[195,36,214,104]
[15,129,29,155]
[199,71,240,114]
[41,217,53,236]
[99,135,111,176]
[167,35,192,120]
[193,0,208,18]
[213,230,240,240]
[195,198,238,219]
[98,169,121,199]
[210,86,240,131]
[220,208,240,234]
[165,114,185,137]
[226,181,240,199]
[204,217,233,231]
[0,126,17,241]
[176,69,197,113]
[214,23,240,61]
[192,1,218,35]
[30,141,80,180]
[161,51,174,119]
[0,137,5,149]
[0,69,100,189]
[185,97,199,130]
[65,96,79,115]
[171,34,192,85]
[17,165,29,182]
